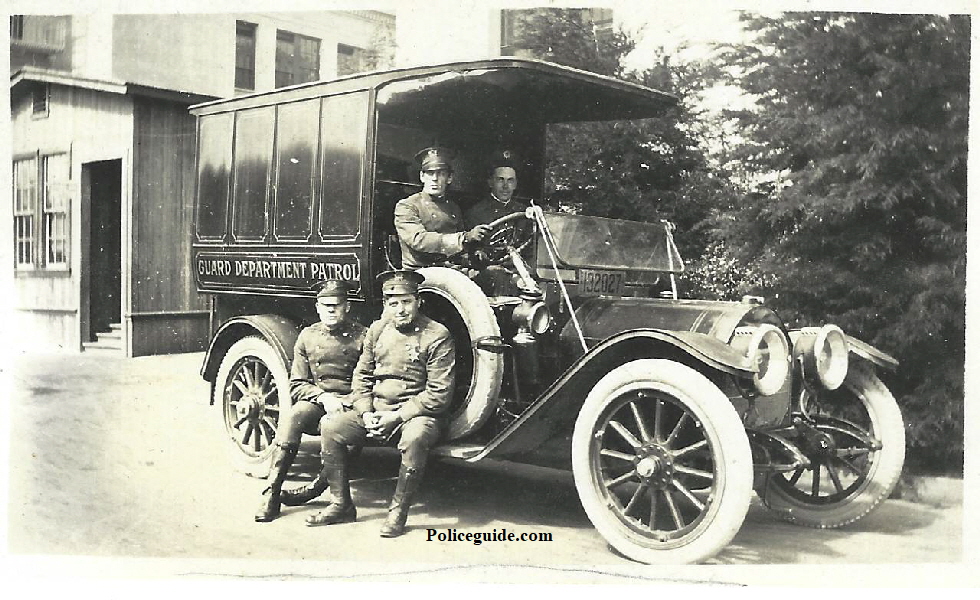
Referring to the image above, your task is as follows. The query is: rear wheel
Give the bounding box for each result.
[572,359,753,564]
[214,336,292,476]
[760,364,905,527]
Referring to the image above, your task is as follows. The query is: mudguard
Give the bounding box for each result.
[467,328,756,462]
[200,314,301,385]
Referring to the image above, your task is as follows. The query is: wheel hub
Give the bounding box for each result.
[634,445,673,486]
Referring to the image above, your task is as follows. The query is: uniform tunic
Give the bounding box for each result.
[464,194,529,229]
[351,314,456,422]
[290,320,367,405]
[394,191,468,269]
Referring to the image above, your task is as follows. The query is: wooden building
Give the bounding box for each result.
[9,12,394,355]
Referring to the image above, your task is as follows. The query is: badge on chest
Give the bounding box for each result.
[405,341,421,363]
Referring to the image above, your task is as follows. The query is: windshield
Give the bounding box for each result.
[539,212,684,273]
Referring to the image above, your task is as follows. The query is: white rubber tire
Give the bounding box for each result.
[572,359,753,564]
[213,336,293,477]
[760,364,905,527]
[417,266,504,440]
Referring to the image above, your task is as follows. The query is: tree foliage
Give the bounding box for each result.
[514,8,736,261]
[717,13,968,470]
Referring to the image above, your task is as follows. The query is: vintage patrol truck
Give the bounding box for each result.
[190,58,905,564]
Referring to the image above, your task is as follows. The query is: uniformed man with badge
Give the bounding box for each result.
[394,146,492,269]
[464,149,529,228]
[254,279,367,522]
[305,269,455,538]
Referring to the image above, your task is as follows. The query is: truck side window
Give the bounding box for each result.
[318,92,367,238]
[274,99,319,240]
[196,113,233,240]
[232,107,274,241]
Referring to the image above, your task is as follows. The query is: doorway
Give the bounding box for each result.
[83,159,122,342]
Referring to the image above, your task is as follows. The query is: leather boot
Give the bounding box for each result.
[305,461,356,526]
[280,469,329,506]
[379,464,424,538]
[254,441,299,522]
[280,445,360,506]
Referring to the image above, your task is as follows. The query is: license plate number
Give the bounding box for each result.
[579,269,626,297]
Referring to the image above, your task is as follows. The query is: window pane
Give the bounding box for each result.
[275,31,294,88]
[297,36,320,83]
[319,93,366,237]
[232,107,274,240]
[196,113,233,239]
[42,154,70,266]
[14,158,37,213]
[43,154,69,210]
[235,21,256,90]
[274,99,319,239]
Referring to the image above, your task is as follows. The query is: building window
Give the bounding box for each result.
[275,30,320,88]
[43,154,70,266]
[235,21,256,90]
[32,84,49,117]
[13,153,71,270]
[10,15,25,40]
[13,158,37,268]
[337,43,365,76]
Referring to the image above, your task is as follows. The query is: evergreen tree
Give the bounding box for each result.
[717,13,968,470]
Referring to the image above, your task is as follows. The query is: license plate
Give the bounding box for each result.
[578,269,626,297]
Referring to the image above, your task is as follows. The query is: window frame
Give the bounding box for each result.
[12,151,71,272]
[32,83,49,119]
[235,20,257,91]
[42,153,71,269]
[230,107,275,243]
[271,98,321,243]
[336,43,365,77]
[275,29,321,89]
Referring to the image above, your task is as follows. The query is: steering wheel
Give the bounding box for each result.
[480,211,535,265]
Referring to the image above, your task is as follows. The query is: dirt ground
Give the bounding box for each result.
[2,350,972,586]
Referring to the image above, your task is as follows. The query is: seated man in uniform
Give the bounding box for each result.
[304,270,455,538]
[255,279,367,522]
[394,146,491,270]
[464,149,533,295]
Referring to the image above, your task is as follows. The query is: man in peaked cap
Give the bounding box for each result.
[464,149,529,229]
[254,279,367,522]
[463,149,533,294]
[305,269,456,538]
[394,146,493,269]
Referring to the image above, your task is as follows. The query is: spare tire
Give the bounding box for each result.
[417,266,504,439]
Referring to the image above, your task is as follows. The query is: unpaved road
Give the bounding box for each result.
[4,351,967,584]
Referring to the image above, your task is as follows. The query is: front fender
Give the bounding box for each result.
[200,314,301,384]
[468,329,755,462]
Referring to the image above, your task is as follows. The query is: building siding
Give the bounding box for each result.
[10,83,134,352]
[130,96,209,356]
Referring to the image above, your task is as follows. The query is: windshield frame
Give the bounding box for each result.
[537,212,684,274]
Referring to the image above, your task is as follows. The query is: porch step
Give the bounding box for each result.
[82,341,123,353]
[83,322,123,353]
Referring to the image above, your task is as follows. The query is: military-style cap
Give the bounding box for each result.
[316,279,352,304]
[415,146,455,172]
[488,148,519,171]
[377,269,425,296]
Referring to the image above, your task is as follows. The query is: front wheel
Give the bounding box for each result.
[213,336,292,476]
[759,363,905,527]
[572,359,753,564]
